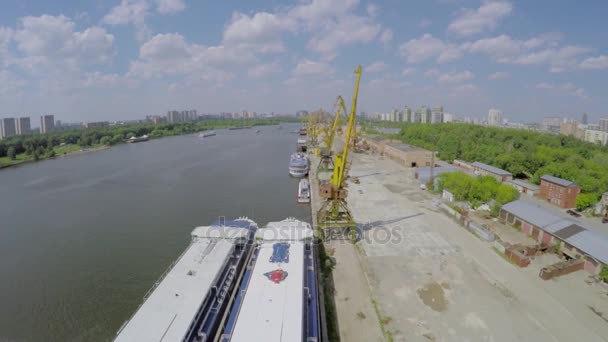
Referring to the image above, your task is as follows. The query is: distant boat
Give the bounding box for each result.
[199,131,216,138]
[256,130,261,134]
[297,178,311,203]
[127,135,149,143]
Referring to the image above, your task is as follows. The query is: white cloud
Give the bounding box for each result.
[365,61,387,73]
[418,18,432,28]
[401,67,415,76]
[400,34,444,63]
[466,33,587,72]
[128,33,246,82]
[488,71,509,80]
[103,0,148,25]
[366,3,379,17]
[448,1,513,36]
[13,15,114,71]
[292,59,334,77]
[580,55,608,70]
[508,45,589,72]
[535,82,588,99]
[379,29,393,46]
[424,68,440,78]
[219,0,389,58]
[156,0,186,14]
[103,0,150,42]
[399,33,465,63]
[0,27,12,66]
[438,70,474,84]
[248,62,281,78]
[223,11,291,53]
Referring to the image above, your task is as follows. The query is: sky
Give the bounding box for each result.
[0,0,607,123]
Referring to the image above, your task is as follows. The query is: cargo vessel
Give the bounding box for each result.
[219,218,320,342]
[114,218,258,342]
[114,217,321,341]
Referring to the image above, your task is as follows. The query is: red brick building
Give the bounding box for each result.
[539,175,581,209]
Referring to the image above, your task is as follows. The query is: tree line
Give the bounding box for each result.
[366,122,608,208]
[0,118,287,163]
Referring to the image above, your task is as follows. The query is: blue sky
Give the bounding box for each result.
[0,0,607,123]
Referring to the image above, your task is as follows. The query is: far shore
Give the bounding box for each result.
[0,145,111,170]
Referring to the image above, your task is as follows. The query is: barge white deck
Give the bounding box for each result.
[115,226,249,342]
[228,219,314,342]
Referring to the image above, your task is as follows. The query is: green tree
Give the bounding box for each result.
[495,184,520,205]
[7,146,16,160]
[99,136,112,146]
[575,193,597,211]
[600,265,608,282]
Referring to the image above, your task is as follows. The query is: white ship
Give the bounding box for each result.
[288,152,309,178]
[297,178,310,203]
[199,130,216,138]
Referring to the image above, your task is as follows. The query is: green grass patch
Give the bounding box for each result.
[53,144,83,155]
[371,299,394,342]
[0,153,33,167]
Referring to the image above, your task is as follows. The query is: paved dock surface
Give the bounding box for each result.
[346,151,608,342]
[309,154,385,342]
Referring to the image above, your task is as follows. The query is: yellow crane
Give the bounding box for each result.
[317,65,362,235]
[318,96,347,171]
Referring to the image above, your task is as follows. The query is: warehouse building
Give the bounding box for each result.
[507,179,540,196]
[364,135,391,155]
[500,200,607,275]
[471,161,513,182]
[383,142,433,168]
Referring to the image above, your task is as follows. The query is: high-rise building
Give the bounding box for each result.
[431,106,444,124]
[0,118,17,139]
[599,118,608,132]
[16,117,31,135]
[542,117,562,133]
[417,106,431,123]
[488,109,502,126]
[40,115,55,133]
[403,106,412,123]
[167,110,181,123]
[582,113,588,125]
[443,113,454,123]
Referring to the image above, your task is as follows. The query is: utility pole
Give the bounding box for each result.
[429,135,437,190]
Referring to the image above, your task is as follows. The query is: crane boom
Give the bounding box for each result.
[331,65,362,189]
[325,96,347,150]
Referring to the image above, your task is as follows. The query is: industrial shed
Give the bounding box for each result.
[500,200,608,274]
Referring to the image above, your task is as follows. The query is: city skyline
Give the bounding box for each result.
[0,1,607,122]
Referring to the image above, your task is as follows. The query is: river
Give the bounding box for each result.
[0,123,310,341]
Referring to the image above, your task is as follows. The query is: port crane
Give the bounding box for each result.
[318,96,347,171]
[317,65,362,236]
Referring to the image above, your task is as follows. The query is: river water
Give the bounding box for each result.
[0,123,310,341]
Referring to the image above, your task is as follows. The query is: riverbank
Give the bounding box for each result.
[0,119,293,170]
[0,144,110,169]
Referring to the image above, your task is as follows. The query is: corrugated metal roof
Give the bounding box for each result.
[541,175,577,187]
[565,230,608,264]
[386,142,428,152]
[502,200,608,264]
[501,200,563,228]
[543,219,577,233]
[508,179,540,191]
[553,224,586,240]
[472,161,512,176]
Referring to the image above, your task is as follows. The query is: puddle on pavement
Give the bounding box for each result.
[417,282,448,312]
